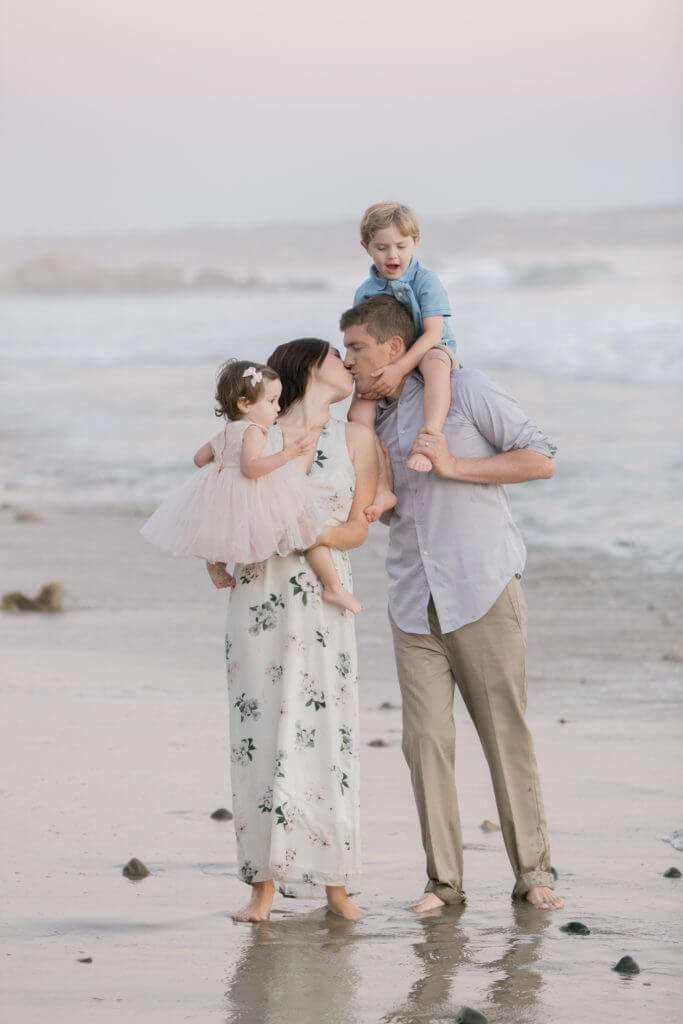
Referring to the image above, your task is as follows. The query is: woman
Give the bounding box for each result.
[214,339,377,922]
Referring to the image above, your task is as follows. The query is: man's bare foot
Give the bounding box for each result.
[406,451,433,473]
[412,892,446,913]
[525,885,564,910]
[206,561,236,589]
[232,880,275,922]
[322,586,362,615]
[364,488,397,524]
[326,886,366,920]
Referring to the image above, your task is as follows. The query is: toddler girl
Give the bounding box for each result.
[141,359,362,614]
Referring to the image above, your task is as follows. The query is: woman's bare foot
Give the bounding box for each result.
[525,885,564,910]
[364,488,397,523]
[322,585,362,615]
[406,451,433,473]
[326,886,366,920]
[412,892,446,913]
[232,880,275,922]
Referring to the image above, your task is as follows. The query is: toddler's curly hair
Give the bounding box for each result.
[214,359,279,420]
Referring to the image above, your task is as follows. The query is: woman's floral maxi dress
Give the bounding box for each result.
[226,418,361,893]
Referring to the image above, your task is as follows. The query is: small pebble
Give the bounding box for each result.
[613,956,640,975]
[456,1008,488,1024]
[551,866,559,880]
[480,819,501,832]
[368,738,388,747]
[77,957,93,963]
[558,718,568,724]
[15,511,43,523]
[661,650,683,663]
[663,866,681,878]
[560,921,590,935]
[379,701,398,710]
[211,807,233,820]
[122,858,150,879]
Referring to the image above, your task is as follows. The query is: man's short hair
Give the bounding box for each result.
[360,201,420,246]
[339,295,416,349]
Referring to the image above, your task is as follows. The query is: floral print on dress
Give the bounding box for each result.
[226,418,361,892]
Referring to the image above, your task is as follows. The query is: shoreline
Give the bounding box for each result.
[1,506,681,1022]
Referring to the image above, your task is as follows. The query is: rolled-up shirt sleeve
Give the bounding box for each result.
[456,370,557,457]
[414,268,451,318]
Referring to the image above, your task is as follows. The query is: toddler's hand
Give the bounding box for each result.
[367,362,404,398]
[285,430,317,460]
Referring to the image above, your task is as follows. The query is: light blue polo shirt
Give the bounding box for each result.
[353,259,456,351]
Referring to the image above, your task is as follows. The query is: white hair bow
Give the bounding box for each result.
[242,366,263,385]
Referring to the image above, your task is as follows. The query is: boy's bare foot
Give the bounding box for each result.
[525,886,564,910]
[232,880,275,922]
[412,892,446,913]
[322,586,362,615]
[406,451,433,473]
[326,887,366,920]
[364,488,397,523]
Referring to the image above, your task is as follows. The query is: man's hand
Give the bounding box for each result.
[411,427,453,478]
[358,362,405,401]
[206,561,236,589]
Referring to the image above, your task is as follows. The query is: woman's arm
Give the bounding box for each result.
[315,423,378,550]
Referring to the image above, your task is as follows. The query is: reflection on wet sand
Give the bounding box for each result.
[382,902,547,1024]
[224,902,549,1024]
[224,910,362,1024]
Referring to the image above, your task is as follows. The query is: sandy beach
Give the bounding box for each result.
[1,504,681,1023]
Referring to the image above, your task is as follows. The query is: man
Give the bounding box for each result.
[341,294,564,912]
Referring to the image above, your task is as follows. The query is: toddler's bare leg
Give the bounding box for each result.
[306,545,362,615]
[407,348,452,473]
[348,395,396,521]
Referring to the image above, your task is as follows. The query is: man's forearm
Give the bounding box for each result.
[443,449,555,484]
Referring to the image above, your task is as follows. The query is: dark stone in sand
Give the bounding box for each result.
[379,702,398,710]
[122,857,150,879]
[558,718,568,724]
[551,866,559,880]
[664,866,681,877]
[613,956,640,975]
[368,738,388,747]
[211,807,233,820]
[456,1008,488,1024]
[480,819,501,832]
[1,582,64,613]
[15,511,43,522]
[77,957,93,963]
[661,650,683,663]
[560,921,590,935]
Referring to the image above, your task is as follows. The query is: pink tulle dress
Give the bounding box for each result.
[140,420,330,565]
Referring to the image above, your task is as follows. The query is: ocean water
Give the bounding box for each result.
[1,244,682,568]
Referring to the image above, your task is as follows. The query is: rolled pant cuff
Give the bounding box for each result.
[511,870,555,899]
[425,880,467,905]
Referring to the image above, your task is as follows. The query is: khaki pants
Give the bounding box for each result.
[389,578,553,903]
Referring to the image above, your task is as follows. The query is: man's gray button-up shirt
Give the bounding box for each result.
[375,369,557,636]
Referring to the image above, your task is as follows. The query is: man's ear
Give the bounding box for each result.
[387,335,406,361]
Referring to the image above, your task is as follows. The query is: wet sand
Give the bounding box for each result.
[1,506,681,1022]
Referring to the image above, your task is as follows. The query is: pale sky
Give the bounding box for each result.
[1,0,681,237]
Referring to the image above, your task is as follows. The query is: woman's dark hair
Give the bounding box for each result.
[267,339,330,413]
[214,359,279,419]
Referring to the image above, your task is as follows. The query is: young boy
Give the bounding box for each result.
[348,201,456,521]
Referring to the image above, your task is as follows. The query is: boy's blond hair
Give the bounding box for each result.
[359,201,420,246]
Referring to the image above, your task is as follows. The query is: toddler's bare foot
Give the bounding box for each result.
[364,488,397,523]
[326,887,366,920]
[525,886,564,910]
[232,881,275,922]
[206,562,236,589]
[412,892,446,913]
[407,451,433,473]
[322,585,362,615]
